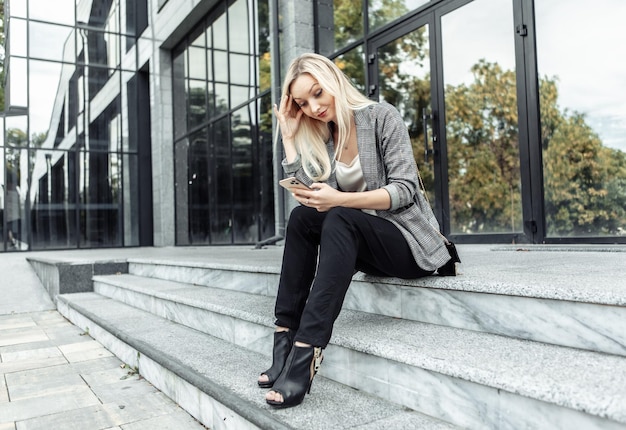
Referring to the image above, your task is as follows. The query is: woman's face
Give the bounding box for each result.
[289,73,336,123]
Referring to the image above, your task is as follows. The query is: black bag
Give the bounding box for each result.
[437,241,461,276]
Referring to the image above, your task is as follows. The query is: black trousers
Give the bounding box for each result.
[274,206,433,347]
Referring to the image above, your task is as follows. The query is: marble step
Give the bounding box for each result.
[92,273,626,430]
[127,257,626,357]
[56,292,457,430]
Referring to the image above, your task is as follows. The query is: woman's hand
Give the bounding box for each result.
[292,183,341,212]
[273,95,303,140]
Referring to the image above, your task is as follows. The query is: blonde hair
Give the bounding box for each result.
[278,53,375,181]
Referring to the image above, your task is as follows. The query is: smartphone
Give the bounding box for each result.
[279,177,311,191]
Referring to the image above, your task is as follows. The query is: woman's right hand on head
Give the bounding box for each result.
[273,95,303,140]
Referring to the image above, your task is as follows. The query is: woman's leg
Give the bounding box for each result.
[294,207,432,347]
[273,205,327,333]
[267,207,431,405]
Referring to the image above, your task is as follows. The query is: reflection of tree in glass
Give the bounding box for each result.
[541,79,626,236]
[376,27,434,199]
[446,60,521,233]
[445,60,626,236]
[7,129,27,147]
[368,0,411,31]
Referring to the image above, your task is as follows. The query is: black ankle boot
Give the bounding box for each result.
[266,345,323,408]
[258,330,295,388]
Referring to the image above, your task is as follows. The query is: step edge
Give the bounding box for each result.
[86,278,626,423]
[57,294,294,430]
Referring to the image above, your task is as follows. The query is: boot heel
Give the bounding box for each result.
[307,347,323,394]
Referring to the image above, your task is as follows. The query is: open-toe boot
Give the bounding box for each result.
[258,330,295,388]
[266,345,323,408]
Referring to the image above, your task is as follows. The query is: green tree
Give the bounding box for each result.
[543,111,626,236]
[445,60,521,233]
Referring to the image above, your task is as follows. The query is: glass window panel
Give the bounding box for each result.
[188,46,207,79]
[4,148,31,250]
[368,0,428,31]
[29,22,74,62]
[214,83,229,114]
[78,30,121,69]
[187,128,210,244]
[536,0,626,237]
[207,81,216,119]
[8,58,28,108]
[442,0,522,234]
[189,79,208,129]
[376,27,433,201]
[174,138,191,245]
[334,45,365,93]
[214,50,228,82]
[30,149,78,250]
[5,116,28,147]
[87,66,116,98]
[9,18,27,57]
[29,0,76,25]
[230,85,250,111]
[231,105,256,243]
[258,93,275,239]
[85,0,119,29]
[121,70,135,153]
[228,0,250,54]
[318,0,363,55]
[173,48,187,139]
[210,116,232,244]
[213,14,227,50]
[191,25,205,47]
[79,151,122,247]
[229,53,251,86]
[206,25,212,49]
[207,47,214,81]
[10,0,27,18]
[256,0,270,92]
[122,154,139,246]
[29,61,64,145]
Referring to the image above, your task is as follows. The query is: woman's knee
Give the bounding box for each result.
[321,207,359,232]
[286,206,321,233]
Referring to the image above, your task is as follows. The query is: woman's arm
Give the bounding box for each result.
[292,183,390,212]
[376,103,420,211]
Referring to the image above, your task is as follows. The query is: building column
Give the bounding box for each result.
[275,0,317,226]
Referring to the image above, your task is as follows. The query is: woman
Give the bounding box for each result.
[259,53,453,408]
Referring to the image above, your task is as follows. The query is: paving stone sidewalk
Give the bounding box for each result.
[0,252,206,430]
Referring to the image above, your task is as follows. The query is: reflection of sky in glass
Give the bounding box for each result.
[29,61,63,138]
[441,0,515,87]
[28,0,75,25]
[536,0,626,152]
[29,21,75,62]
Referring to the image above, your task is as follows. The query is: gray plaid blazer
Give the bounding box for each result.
[283,102,451,271]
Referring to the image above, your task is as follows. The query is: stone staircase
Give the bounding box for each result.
[30,245,626,429]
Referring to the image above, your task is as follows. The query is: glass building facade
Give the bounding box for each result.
[172,0,274,245]
[2,0,624,253]
[2,0,151,251]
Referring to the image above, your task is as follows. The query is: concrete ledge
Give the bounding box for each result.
[27,257,128,301]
